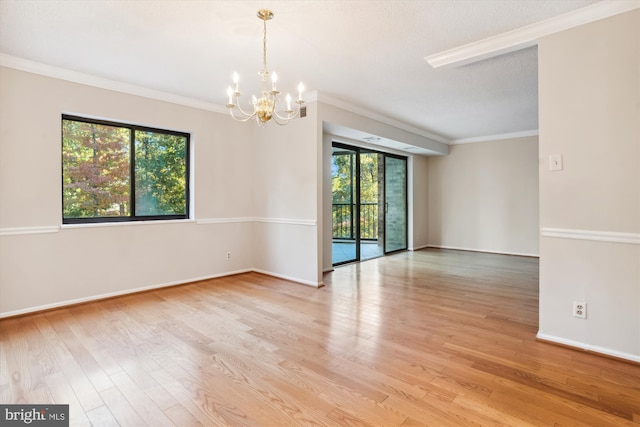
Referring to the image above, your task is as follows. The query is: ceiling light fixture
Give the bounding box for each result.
[226,9,305,126]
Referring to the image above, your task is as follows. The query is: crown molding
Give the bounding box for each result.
[0,53,228,113]
[304,90,319,103]
[316,92,450,144]
[0,53,316,119]
[451,129,539,145]
[425,0,640,68]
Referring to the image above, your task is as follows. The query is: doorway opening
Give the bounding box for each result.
[331,142,407,266]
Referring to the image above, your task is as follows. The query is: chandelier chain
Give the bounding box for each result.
[262,15,268,73]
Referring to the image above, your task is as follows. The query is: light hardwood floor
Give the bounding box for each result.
[1,249,639,426]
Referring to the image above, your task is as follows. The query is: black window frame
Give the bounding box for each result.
[61,114,190,224]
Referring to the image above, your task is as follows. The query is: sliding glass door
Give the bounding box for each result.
[359,150,384,261]
[331,145,358,264]
[331,143,407,266]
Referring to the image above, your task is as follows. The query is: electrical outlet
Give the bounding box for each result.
[573,301,587,319]
[549,154,563,171]
[226,251,231,260]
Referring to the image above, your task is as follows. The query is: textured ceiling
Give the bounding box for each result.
[0,0,600,142]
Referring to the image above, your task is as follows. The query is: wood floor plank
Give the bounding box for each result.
[99,386,147,426]
[85,405,119,427]
[121,367,178,412]
[47,311,114,392]
[44,371,92,426]
[1,249,639,426]
[109,371,174,426]
[382,395,471,427]
[32,315,105,412]
[62,306,124,377]
[148,368,230,426]
[164,403,204,427]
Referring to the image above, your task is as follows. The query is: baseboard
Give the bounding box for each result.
[536,332,640,365]
[410,244,430,251]
[426,244,539,258]
[252,269,324,288]
[0,267,327,319]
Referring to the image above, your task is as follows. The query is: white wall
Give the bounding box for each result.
[0,67,257,316]
[427,136,540,256]
[251,103,321,286]
[538,10,640,361]
[411,155,429,250]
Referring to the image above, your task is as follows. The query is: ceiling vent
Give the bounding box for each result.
[363,136,381,143]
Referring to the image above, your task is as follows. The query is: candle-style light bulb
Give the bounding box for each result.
[297,82,304,101]
[271,72,278,91]
[227,86,233,104]
[233,72,239,92]
[286,93,292,111]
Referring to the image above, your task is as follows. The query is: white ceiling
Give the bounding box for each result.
[0,0,603,145]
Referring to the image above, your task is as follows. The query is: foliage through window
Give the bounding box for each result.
[62,115,189,223]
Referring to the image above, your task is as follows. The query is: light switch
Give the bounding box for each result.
[549,154,563,171]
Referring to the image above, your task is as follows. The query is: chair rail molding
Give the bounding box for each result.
[541,228,640,245]
[197,217,316,226]
[0,226,60,236]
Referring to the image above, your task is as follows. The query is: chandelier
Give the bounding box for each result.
[226,9,305,126]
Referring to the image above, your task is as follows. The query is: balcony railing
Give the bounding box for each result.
[332,202,378,240]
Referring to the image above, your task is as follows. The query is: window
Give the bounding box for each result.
[62,115,190,224]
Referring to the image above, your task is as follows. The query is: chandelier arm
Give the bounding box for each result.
[233,99,257,118]
[229,108,256,122]
[273,99,304,121]
[270,114,291,126]
[272,108,299,122]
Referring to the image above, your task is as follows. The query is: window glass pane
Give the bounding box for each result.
[62,119,130,219]
[331,151,355,240]
[62,116,189,224]
[134,130,187,216]
[384,156,407,252]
